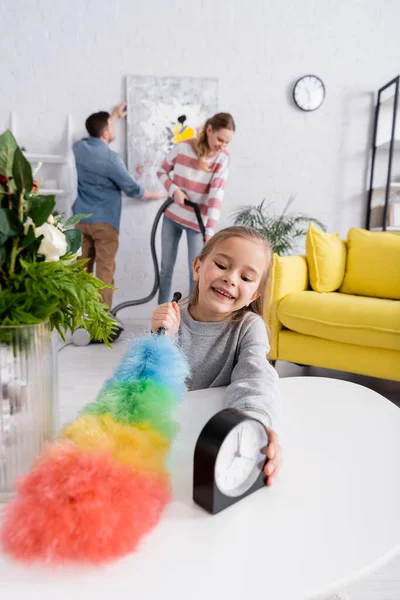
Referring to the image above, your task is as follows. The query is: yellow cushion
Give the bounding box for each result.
[340,228,400,300]
[266,254,309,358]
[278,291,400,351]
[306,223,347,292]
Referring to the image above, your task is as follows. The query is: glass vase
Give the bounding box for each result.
[0,321,58,502]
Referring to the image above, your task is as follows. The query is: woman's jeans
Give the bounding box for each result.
[158,215,203,304]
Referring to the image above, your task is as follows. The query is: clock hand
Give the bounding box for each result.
[235,430,242,457]
[239,454,255,461]
[227,455,237,470]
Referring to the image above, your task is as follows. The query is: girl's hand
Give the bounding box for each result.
[173,189,188,206]
[151,301,181,335]
[264,428,283,486]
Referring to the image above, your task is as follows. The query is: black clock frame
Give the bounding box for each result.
[193,408,268,515]
[293,74,326,112]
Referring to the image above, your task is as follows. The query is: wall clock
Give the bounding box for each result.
[293,75,325,111]
[193,408,269,514]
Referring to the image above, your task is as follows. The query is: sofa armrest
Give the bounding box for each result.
[265,254,309,359]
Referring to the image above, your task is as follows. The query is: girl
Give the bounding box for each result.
[156,113,235,304]
[151,226,282,486]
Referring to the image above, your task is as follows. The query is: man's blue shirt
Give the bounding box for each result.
[72,137,144,232]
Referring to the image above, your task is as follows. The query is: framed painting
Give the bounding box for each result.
[126,75,218,188]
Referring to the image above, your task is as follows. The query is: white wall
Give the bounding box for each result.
[1,0,399,322]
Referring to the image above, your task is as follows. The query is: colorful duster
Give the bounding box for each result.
[0,334,189,564]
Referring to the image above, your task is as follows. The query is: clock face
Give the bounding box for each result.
[193,409,269,514]
[293,75,325,111]
[214,420,268,497]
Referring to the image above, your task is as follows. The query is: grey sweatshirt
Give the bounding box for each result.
[176,305,280,431]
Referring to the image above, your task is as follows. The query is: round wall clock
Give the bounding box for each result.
[193,408,269,514]
[293,75,326,111]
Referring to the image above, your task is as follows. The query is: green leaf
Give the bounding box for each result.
[23,235,43,260]
[64,213,92,227]
[64,228,82,255]
[11,309,45,324]
[0,242,7,265]
[21,224,36,248]
[0,208,23,236]
[0,130,17,178]
[232,198,326,255]
[30,195,55,226]
[31,304,56,320]
[12,147,33,193]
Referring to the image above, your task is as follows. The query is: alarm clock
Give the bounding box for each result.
[193,408,269,514]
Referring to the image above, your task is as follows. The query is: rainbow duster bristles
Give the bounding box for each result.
[0,334,189,564]
[109,334,188,400]
[82,379,179,441]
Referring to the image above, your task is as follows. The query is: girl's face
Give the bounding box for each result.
[192,237,267,322]
[206,126,234,154]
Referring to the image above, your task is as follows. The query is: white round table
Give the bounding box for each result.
[1,377,400,600]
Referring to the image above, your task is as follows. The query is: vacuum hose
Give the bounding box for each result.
[70,198,205,346]
[110,198,206,317]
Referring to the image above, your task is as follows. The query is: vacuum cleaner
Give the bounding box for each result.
[71,198,206,346]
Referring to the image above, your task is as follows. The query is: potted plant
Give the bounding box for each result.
[232,196,326,255]
[0,130,116,500]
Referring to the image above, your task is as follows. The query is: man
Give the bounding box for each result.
[73,101,165,309]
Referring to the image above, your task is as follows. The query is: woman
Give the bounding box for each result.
[157,112,235,303]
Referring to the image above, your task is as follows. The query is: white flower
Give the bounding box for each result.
[47,214,55,225]
[23,217,35,235]
[35,222,67,262]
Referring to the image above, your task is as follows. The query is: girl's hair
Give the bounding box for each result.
[193,113,235,170]
[188,226,272,322]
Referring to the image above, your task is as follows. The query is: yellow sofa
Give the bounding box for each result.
[266,227,400,381]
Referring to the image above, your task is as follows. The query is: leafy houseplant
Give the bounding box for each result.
[0,130,116,344]
[233,197,326,255]
[0,130,118,499]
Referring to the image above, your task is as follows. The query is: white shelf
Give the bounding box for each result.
[10,112,74,219]
[24,153,67,164]
[372,183,400,192]
[370,226,400,231]
[379,94,400,109]
[375,140,400,151]
[38,189,66,196]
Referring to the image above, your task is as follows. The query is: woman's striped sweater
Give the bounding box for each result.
[157,139,230,237]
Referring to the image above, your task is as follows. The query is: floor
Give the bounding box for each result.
[58,321,400,600]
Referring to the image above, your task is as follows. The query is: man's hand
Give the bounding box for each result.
[142,190,168,201]
[151,302,180,336]
[264,427,283,486]
[173,188,188,206]
[110,101,128,120]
